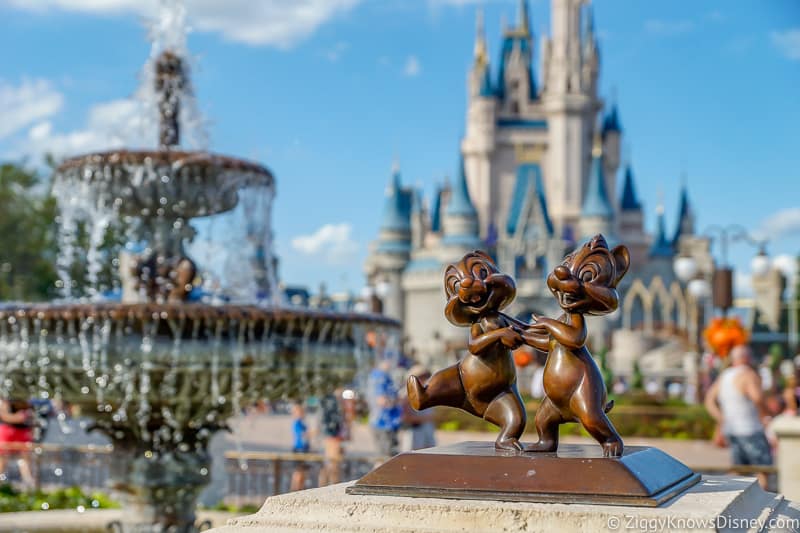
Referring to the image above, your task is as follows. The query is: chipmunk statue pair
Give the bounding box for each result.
[407,234,630,457]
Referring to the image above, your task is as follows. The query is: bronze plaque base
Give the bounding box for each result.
[346,442,700,507]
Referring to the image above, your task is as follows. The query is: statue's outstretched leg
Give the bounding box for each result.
[573,396,623,457]
[407,364,465,411]
[526,396,561,453]
[483,389,526,451]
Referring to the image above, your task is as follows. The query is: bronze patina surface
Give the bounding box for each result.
[346,442,701,507]
[359,236,701,506]
[408,234,631,457]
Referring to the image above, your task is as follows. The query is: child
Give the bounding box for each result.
[289,403,309,491]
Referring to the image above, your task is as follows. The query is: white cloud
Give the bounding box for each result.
[290,223,359,265]
[644,19,695,36]
[771,29,800,61]
[3,0,362,48]
[0,78,63,140]
[758,207,800,240]
[403,55,421,77]
[14,98,152,160]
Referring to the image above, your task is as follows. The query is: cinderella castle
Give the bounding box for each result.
[365,0,708,370]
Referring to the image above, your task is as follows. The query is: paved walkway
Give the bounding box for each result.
[43,411,732,506]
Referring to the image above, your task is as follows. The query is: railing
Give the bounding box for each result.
[222,451,382,508]
[0,442,113,491]
[0,442,779,505]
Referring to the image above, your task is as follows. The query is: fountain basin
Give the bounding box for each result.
[55,150,273,219]
[0,303,396,428]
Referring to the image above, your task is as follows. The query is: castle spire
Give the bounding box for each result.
[672,183,695,246]
[581,148,613,219]
[518,0,530,36]
[443,156,481,246]
[380,164,410,233]
[447,157,477,218]
[474,7,488,69]
[620,164,642,211]
[650,201,673,257]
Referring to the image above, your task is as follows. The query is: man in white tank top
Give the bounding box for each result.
[704,345,773,488]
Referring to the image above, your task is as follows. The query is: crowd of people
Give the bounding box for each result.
[4,335,797,494]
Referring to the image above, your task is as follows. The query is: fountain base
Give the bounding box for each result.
[107,436,212,533]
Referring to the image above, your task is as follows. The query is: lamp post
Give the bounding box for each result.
[673,254,711,403]
[703,224,767,316]
[673,226,766,402]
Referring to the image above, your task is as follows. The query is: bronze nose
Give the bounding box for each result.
[460,277,473,288]
[554,265,571,281]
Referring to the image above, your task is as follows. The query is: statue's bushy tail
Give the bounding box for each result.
[604,400,614,413]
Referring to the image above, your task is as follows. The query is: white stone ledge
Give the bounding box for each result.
[210,476,799,533]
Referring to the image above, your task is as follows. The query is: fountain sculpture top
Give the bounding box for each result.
[52,44,275,303]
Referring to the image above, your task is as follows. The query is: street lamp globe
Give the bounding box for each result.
[774,254,799,280]
[375,280,392,298]
[750,252,771,277]
[687,278,711,299]
[673,256,698,282]
[360,285,375,299]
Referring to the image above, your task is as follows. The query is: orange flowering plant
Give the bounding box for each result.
[703,316,749,358]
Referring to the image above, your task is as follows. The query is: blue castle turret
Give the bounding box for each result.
[579,147,616,243]
[650,205,674,258]
[442,157,482,248]
[672,185,695,246]
[376,166,412,254]
[620,164,642,211]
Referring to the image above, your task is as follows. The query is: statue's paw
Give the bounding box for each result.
[406,376,424,411]
[524,441,557,453]
[602,440,623,458]
[495,437,524,452]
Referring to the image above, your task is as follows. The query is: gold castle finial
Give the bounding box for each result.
[591,128,603,158]
[474,7,488,68]
[515,143,544,163]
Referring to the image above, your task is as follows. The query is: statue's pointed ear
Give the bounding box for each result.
[611,245,630,286]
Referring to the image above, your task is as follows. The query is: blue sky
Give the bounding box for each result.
[0,0,798,297]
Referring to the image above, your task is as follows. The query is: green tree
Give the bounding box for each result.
[0,163,58,301]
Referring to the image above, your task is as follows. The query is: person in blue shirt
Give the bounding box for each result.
[367,358,401,457]
[289,402,310,491]
[291,402,310,453]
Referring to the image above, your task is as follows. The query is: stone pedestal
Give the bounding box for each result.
[772,415,800,502]
[210,477,800,533]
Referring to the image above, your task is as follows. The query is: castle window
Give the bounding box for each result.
[510,101,519,114]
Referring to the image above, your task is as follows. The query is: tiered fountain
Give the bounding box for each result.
[0,16,397,533]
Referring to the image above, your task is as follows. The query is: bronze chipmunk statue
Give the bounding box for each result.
[407,250,528,451]
[523,234,630,457]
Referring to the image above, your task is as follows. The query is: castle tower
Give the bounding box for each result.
[364,165,412,321]
[496,0,536,115]
[542,0,600,234]
[443,157,482,250]
[578,140,615,241]
[581,4,600,98]
[650,202,674,258]
[601,102,622,204]
[410,189,427,250]
[672,184,695,247]
[463,8,498,238]
[617,163,649,268]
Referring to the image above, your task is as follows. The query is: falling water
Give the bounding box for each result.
[0,0,400,530]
